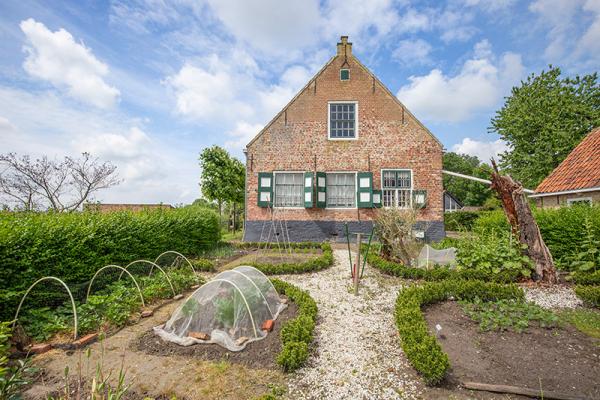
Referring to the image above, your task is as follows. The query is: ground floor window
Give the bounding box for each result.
[382,169,412,208]
[567,197,592,206]
[274,172,303,207]
[326,172,355,208]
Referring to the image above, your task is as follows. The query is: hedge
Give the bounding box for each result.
[473,205,600,268]
[444,211,481,231]
[0,208,220,320]
[236,242,323,250]
[271,279,318,372]
[395,280,524,385]
[575,285,600,308]
[572,270,600,286]
[249,243,334,275]
[367,252,521,283]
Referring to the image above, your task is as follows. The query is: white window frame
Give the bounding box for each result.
[328,101,358,141]
[273,171,305,209]
[381,169,413,209]
[325,171,357,209]
[567,197,592,206]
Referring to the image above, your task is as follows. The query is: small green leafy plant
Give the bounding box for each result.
[0,321,37,399]
[569,217,599,273]
[575,285,600,308]
[460,298,558,333]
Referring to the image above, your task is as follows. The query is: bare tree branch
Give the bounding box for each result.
[0,152,120,212]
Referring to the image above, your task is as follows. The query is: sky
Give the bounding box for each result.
[0,0,599,206]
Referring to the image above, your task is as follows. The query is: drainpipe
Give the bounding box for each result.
[243,148,248,241]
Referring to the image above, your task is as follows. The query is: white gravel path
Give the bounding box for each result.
[279,249,423,400]
[523,285,583,309]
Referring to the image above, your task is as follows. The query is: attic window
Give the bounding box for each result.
[328,102,357,139]
[340,69,350,80]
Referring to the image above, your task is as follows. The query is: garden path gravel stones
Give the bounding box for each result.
[523,285,582,309]
[279,249,423,400]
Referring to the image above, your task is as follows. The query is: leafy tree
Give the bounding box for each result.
[198,146,245,230]
[443,152,493,206]
[490,66,600,189]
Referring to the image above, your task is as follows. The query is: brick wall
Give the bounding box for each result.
[244,38,444,240]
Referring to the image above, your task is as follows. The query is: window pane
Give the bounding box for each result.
[326,173,355,207]
[274,172,304,207]
[329,103,356,138]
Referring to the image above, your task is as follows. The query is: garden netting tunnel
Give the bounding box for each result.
[154,266,287,351]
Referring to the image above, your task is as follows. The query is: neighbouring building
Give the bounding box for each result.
[84,203,174,213]
[243,36,444,242]
[443,191,463,212]
[531,126,600,208]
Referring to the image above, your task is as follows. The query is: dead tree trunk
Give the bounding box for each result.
[490,160,558,283]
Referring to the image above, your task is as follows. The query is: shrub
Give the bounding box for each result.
[251,243,333,275]
[444,211,481,231]
[0,207,220,320]
[394,280,524,385]
[572,270,600,285]
[367,251,521,283]
[473,205,600,269]
[575,285,600,308]
[192,258,215,272]
[271,279,318,372]
[276,341,308,372]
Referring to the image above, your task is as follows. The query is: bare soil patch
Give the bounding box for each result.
[424,301,600,399]
[133,302,298,369]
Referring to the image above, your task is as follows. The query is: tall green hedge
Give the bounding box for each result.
[0,208,220,319]
[473,205,600,268]
[444,211,481,231]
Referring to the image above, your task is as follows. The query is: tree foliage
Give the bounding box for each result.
[490,66,600,189]
[443,152,493,206]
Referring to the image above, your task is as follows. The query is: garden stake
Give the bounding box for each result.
[345,223,353,277]
[360,228,374,278]
[354,232,361,295]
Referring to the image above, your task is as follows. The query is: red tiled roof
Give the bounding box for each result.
[535,127,600,194]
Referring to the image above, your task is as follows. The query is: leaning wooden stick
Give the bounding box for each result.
[462,381,590,400]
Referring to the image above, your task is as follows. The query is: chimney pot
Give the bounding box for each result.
[336,35,352,57]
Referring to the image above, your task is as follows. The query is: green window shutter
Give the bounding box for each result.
[372,189,382,208]
[304,172,314,208]
[413,189,427,209]
[316,172,326,208]
[257,172,273,207]
[340,69,350,80]
[357,172,373,208]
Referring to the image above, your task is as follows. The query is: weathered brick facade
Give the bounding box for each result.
[243,37,444,242]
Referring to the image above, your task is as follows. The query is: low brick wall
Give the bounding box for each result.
[243,220,445,242]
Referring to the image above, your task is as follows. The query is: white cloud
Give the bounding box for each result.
[464,0,518,12]
[452,138,508,163]
[224,121,264,151]
[19,18,120,108]
[396,41,524,123]
[0,86,195,205]
[392,39,432,66]
[574,0,600,59]
[206,0,321,56]
[0,116,16,136]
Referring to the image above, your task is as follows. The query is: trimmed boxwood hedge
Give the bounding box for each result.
[249,243,334,275]
[0,208,220,320]
[395,280,524,385]
[575,285,600,308]
[572,270,600,286]
[367,251,521,283]
[271,279,318,372]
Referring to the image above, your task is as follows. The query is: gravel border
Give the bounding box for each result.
[523,285,583,309]
[278,249,423,400]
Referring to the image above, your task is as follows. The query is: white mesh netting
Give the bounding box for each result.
[416,244,457,269]
[153,266,287,351]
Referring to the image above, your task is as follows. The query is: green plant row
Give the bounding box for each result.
[250,243,333,275]
[394,280,524,385]
[367,251,521,283]
[191,258,216,272]
[572,270,600,286]
[18,268,201,342]
[0,207,220,320]
[575,285,600,308]
[271,279,318,372]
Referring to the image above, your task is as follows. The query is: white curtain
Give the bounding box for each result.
[274,173,303,207]
[326,173,355,207]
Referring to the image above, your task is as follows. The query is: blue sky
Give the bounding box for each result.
[0,0,599,205]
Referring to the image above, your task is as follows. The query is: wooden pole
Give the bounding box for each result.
[462,382,589,400]
[354,233,361,295]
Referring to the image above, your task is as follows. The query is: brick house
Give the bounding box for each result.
[530,126,600,207]
[243,36,444,242]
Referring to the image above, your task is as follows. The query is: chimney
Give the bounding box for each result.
[336,35,352,57]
